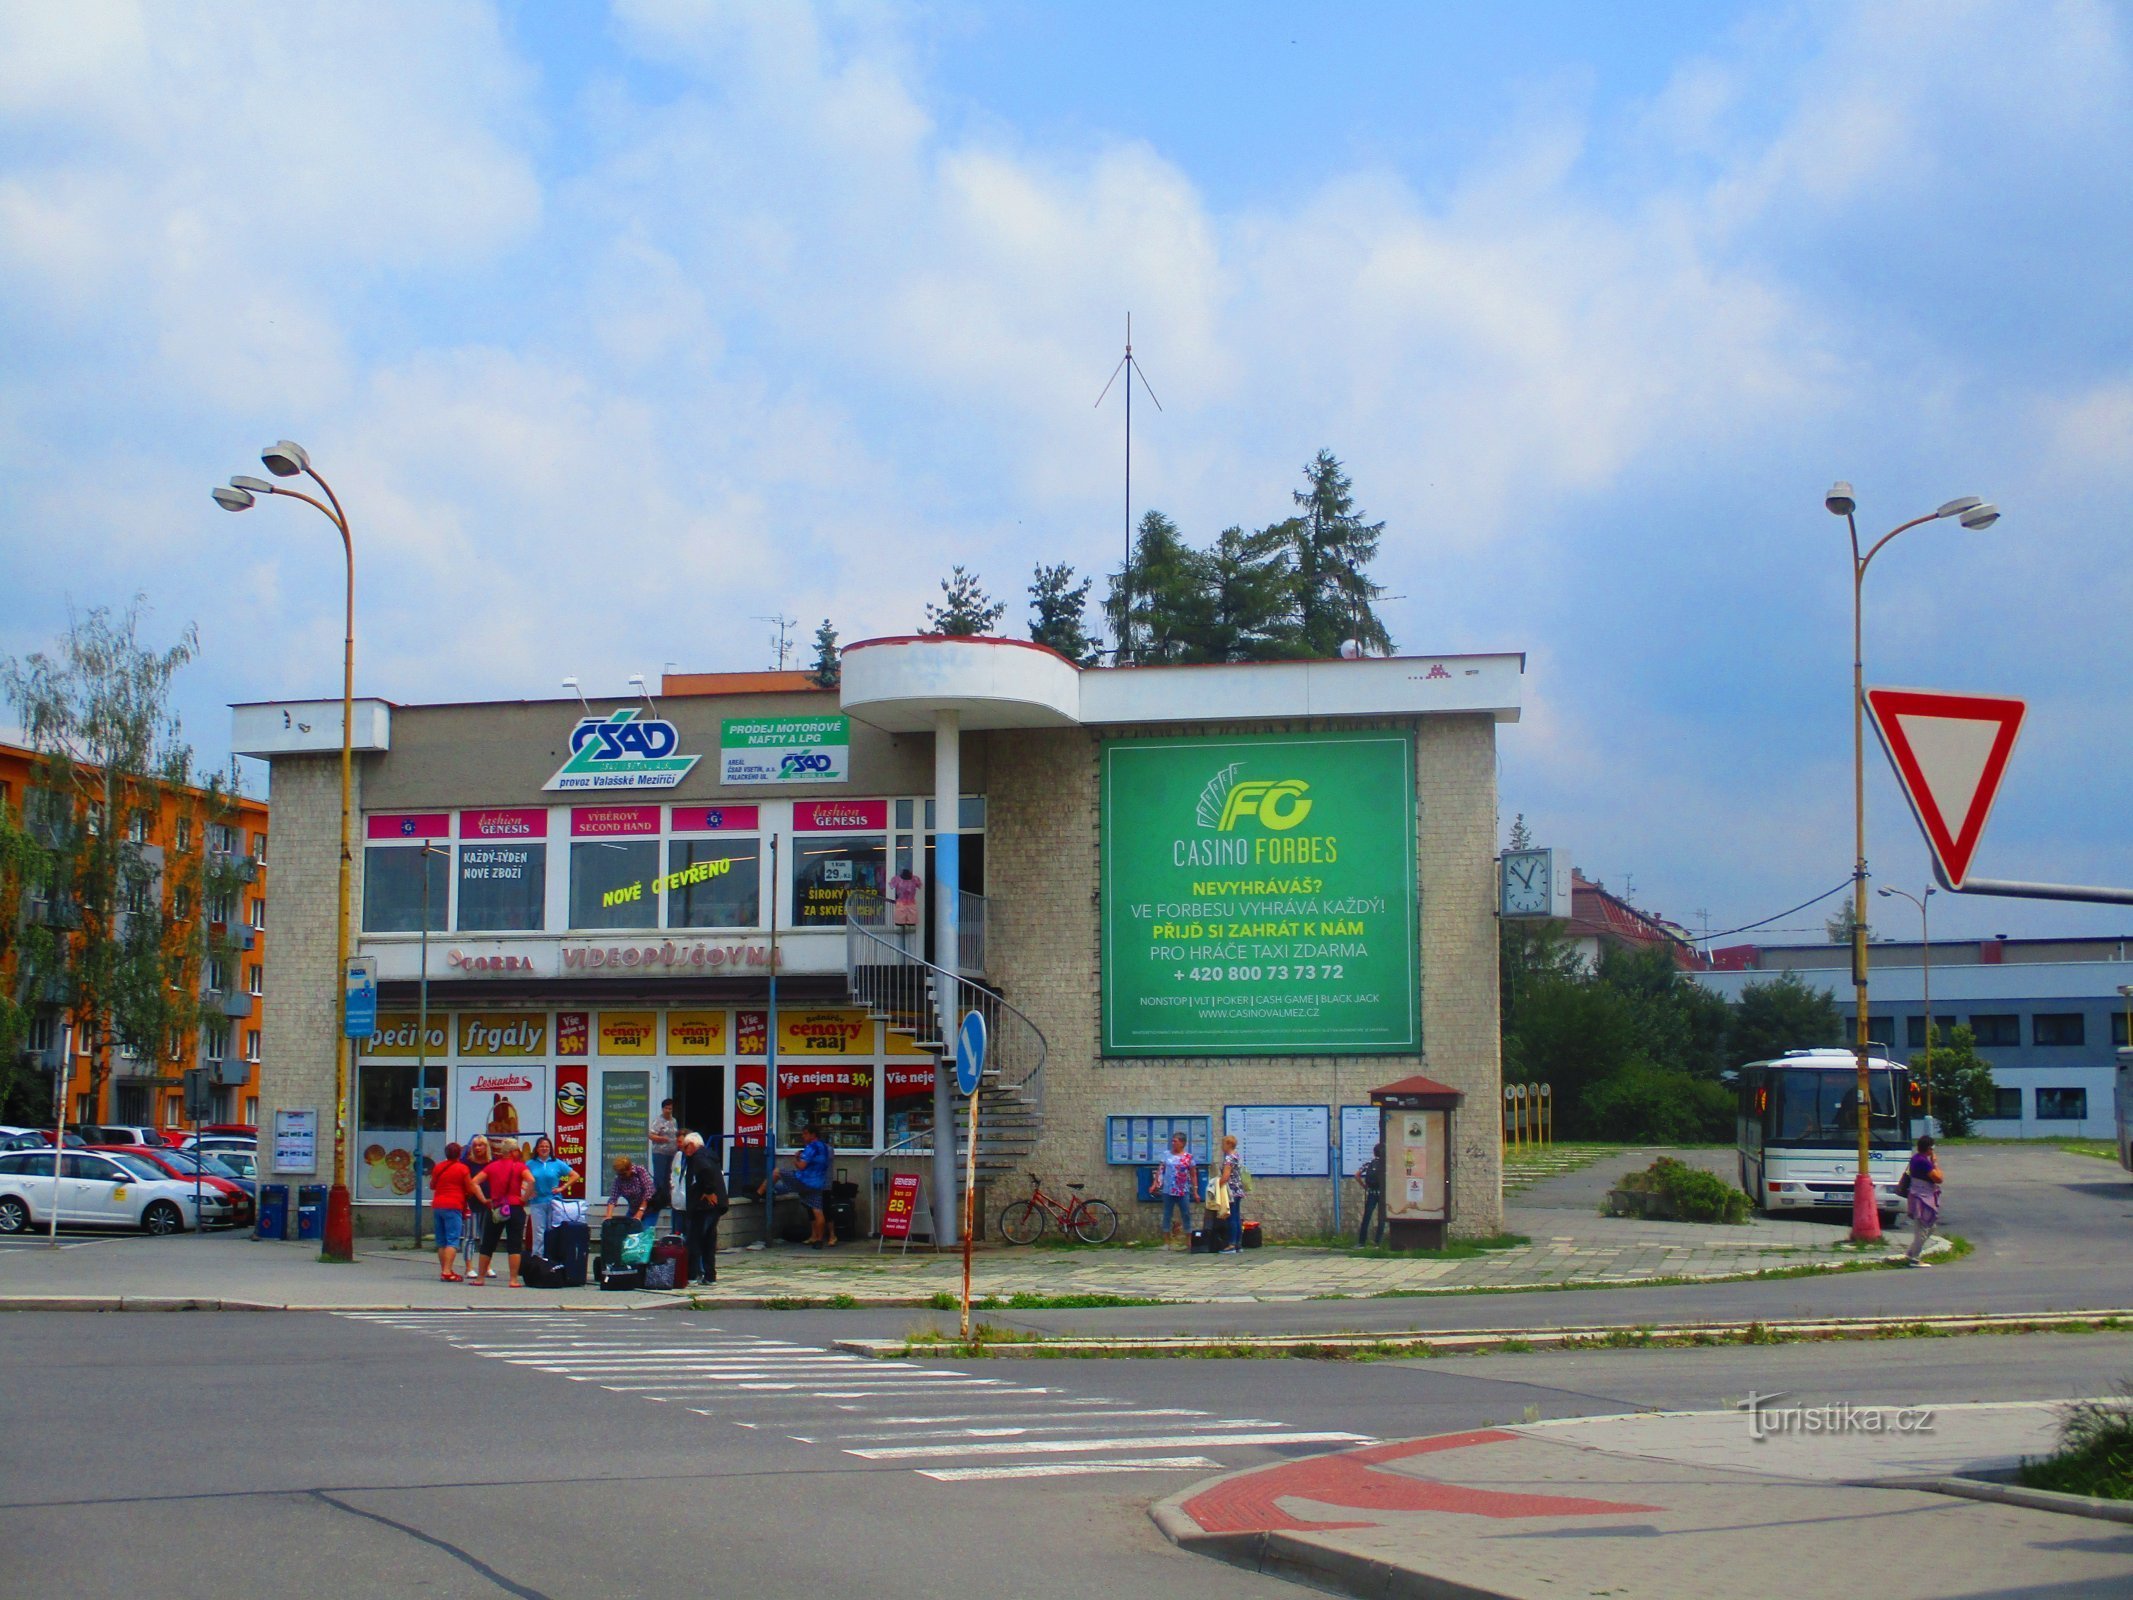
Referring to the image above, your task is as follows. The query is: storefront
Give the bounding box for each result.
[239,640,1521,1239]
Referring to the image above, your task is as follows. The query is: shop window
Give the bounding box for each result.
[1967,1014,2019,1048]
[2033,1013,2085,1047]
[779,1069,876,1152]
[457,840,547,931]
[354,1061,447,1201]
[1991,1087,2023,1120]
[665,838,760,929]
[792,834,884,927]
[2036,1088,2088,1121]
[921,796,987,830]
[883,1051,934,1153]
[571,839,661,929]
[361,846,449,933]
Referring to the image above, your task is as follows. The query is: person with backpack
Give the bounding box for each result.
[471,1138,533,1287]
[681,1131,729,1284]
[1900,1135,1944,1266]
[1356,1141,1386,1245]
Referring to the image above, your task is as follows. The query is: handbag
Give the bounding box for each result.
[620,1228,656,1266]
[1895,1169,1913,1198]
[1207,1179,1231,1220]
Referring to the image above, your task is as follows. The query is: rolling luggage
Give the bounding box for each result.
[651,1238,690,1290]
[600,1216,638,1271]
[1188,1226,1217,1254]
[598,1263,645,1292]
[522,1256,566,1288]
[547,1219,591,1287]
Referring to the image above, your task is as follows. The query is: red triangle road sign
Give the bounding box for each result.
[1864,687,2026,890]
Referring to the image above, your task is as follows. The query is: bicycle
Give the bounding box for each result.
[997,1171,1118,1245]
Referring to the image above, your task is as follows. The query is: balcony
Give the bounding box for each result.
[219,991,255,1020]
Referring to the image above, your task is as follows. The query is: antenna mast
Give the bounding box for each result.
[1095,313,1161,663]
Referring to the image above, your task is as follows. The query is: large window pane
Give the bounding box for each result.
[362,847,448,933]
[571,840,660,929]
[457,842,547,931]
[355,1062,447,1201]
[792,834,884,927]
[665,839,760,929]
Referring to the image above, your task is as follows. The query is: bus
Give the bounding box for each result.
[1735,1048,1913,1219]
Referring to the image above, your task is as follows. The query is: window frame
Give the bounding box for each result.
[2032,1012,2086,1047]
[2035,1087,2089,1122]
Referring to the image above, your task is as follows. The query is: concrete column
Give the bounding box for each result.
[931,709,960,1233]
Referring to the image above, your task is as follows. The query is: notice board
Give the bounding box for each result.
[1223,1104,1330,1178]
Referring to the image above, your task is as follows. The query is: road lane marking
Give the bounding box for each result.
[915,1456,1222,1481]
[848,1431,1372,1460]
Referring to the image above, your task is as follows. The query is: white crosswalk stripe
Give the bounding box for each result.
[338,1309,1370,1482]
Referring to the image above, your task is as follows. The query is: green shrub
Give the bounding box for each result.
[1581,1063,1733,1143]
[2020,1391,2133,1500]
[1652,1159,1749,1223]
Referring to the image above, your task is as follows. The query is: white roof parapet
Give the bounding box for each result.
[840,636,1522,731]
[232,698,393,757]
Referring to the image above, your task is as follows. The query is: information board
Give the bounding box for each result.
[1223,1104,1331,1178]
[272,1109,317,1175]
[1339,1105,1378,1177]
[1100,731,1419,1055]
[1104,1114,1212,1167]
[599,1069,650,1176]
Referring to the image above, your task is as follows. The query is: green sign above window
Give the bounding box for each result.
[1100,730,1419,1056]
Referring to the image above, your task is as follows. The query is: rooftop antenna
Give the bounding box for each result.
[1095,312,1161,664]
[755,614,797,671]
[626,674,657,719]
[560,677,593,716]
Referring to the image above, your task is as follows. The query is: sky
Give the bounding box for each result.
[2,0,2129,945]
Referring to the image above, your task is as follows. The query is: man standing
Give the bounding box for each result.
[647,1097,679,1236]
[1147,1132,1197,1249]
[1356,1141,1386,1246]
[680,1132,728,1284]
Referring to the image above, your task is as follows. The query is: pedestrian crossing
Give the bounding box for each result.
[339,1309,1370,1482]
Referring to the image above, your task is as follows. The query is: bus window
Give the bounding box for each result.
[1769,1067,1908,1148]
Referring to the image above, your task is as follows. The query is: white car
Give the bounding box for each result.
[0,1149,235,1235]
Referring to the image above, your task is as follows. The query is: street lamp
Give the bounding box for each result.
[1829,483,1999,1243]
[214,442,360,1262]
[1879,885,1936,1127]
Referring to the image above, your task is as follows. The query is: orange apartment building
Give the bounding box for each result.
[1,740,270,1133]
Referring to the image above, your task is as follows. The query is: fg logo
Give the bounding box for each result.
[1216,779,1313,832]
[778,751,835,775]
[571,711,680,762]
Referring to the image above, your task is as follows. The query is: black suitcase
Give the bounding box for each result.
[1189,1226,1217,1254]
[600,1216,638,1271]
[548,1220,591,1287]
[523,1256,565,1288]
[599,1263,646,1292]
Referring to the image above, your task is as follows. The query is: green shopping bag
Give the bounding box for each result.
[620,1227,656,1266]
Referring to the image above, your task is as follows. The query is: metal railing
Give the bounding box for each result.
[844,910,1046,1115]
[845,887,985,975]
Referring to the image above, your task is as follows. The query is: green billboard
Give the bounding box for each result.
[1100,730,1419,1056]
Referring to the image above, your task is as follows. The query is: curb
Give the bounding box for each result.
[837,1306,2133,1359]
[1882,1475,2133,1525]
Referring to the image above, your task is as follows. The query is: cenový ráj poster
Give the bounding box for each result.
[1100,730,1418,1054]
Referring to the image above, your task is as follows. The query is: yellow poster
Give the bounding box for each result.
[360,1013,452,1059]
[666,1010,727,1056]
[457,1013,547,1057]
[598,1011,657,1055]
[779,1009,873,1057]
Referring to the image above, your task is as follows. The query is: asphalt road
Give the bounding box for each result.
[4,1307,2129,1600]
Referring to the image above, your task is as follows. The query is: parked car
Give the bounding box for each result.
[83,1144,252,1227]
[204,1147,259,1186]
[0,1125,85,1150]
[175,1131,258,1156]
[83,1125,174,1147]
[0,1149,235,1234]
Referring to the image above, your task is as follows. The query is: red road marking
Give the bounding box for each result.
[1179,1431,1661,1533]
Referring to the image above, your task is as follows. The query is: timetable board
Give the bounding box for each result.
[1223,1104,1331,1178]
[1339,1105,1378,1177]
[1105,1114,1212,1167]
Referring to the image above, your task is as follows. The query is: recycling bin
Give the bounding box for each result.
[256,1183,290,1241]
[295,1184,327,1241]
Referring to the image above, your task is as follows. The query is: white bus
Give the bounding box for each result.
[1735,1048,1914,1220]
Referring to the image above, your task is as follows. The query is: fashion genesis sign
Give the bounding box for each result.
[1100,730,1419,1056]
[544,709,702,791]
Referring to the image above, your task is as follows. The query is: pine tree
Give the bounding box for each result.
[1199,524,1297,662]
[1270,451,1393,657]
[1507,814,1532,850]
[924,566,1006,637]
[1103,511,1212,664]
[808,620,840,688]
[1028,563,1101,666]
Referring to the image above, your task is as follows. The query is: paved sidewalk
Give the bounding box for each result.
[1156,1401,2133,1599]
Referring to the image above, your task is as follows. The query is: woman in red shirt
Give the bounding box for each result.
[428,1143,472,1282]
[472,1138,535,1288]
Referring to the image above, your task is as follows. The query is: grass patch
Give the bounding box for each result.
[2020,1390,2133,1500]
[2057,1140,2119,1162]
[924,1290,1168,1311]
[758,1293,861,1309]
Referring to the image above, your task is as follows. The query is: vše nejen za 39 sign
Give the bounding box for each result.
[1101,731,1419,1055]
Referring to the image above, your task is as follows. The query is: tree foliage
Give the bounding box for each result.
[807,619,840,688]
[1027,563,1101,665]
[1728,973,1843,1065]
[1918,1023,1998,1138]
[924,566,1005,637]
[1268,450,1392,658]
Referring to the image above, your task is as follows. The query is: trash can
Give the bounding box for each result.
[295,1184,327,1241]
[256,1183,290,1241]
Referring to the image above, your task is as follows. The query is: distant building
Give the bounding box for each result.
[1694,934,2133,1140]
[1562,872,1703,972]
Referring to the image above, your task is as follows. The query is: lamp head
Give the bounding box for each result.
[1935,496,1982,518]
[1824,481,1856,517]
[261,440,310,478]
[1958,502,2000,530]
[230,475,275,494]
[211,485,255,513]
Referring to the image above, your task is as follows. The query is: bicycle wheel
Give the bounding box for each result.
[1068,1198,1119,1245]
[999,1199,1047,1245]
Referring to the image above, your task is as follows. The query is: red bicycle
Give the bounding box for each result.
[997,1172,1118,1245]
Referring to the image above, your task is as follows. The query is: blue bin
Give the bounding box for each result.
[257,1183,290,1240]
[295,1184,326,1241]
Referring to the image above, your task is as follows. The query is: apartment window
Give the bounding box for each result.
[205,1021,231,1061]
[251,830,267,863]
[2037,1087,2089,1121]
[1864,1016,1894,1048]
[1968,1014,2020,1047]
[244,1096,258,1124]
[164,1097,183,1129]
[85,802,104,836]
[209,822,237,855]
[127,809,151,844]
[207,955,229,992]
[247,897,265,931]
[2033,1013,2086,1047]
[27,1014,55,1053]
[245,1030,261,1064]
[175,816,192,852]
[117,1037,140,1061]
[247,963,264,997]
[1904,1016,1930,1049]
[173,885,192,921]
[122,875,151,915]
[75,1094,92,1123]
[167,1029,184,1062]
[207,888,234,924]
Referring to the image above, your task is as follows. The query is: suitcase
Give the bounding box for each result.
[523,1256,566,1288]
[548,1220,591,1287]
[644,1260,676,1290]
[598,1263,645,1292]
[651,1238,690,1290]
[600,1216,638,1271]
[1189,1226,1217,1254]
[1241,1220,1262,1250]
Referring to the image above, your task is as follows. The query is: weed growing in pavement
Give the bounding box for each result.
[759,1293,862,1309]
[2020,1384,2133,1500]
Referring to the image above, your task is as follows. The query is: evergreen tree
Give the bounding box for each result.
[1103,511,1212,664]
[807,619,840,688]
[1199,524,1296,662]
[1507,813,1533,850]
[1027,563,1101,665]
[1727,973,1843,1064]
[923,566,1005,637]
[1268,450,1393,657]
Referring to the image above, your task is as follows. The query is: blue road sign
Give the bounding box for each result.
[955,1010,987,1097]
[344,957,378,1040]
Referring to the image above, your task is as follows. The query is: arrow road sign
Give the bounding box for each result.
[955,1010,987,1097]
[1865,687,2026,890]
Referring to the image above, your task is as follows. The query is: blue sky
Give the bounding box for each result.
[2,0,2129,943]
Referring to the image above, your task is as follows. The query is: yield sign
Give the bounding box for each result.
[1865,687,2026,889]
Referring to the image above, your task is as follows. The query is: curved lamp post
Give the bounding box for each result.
[214,442,359,1262]
[1827,483,1998,1242]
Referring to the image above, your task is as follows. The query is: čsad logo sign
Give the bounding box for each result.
[544,709,702,791]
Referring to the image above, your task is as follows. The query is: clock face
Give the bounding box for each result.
[1501,850,1553,917]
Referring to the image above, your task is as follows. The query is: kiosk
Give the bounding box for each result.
[1370,1075,1462,1250]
